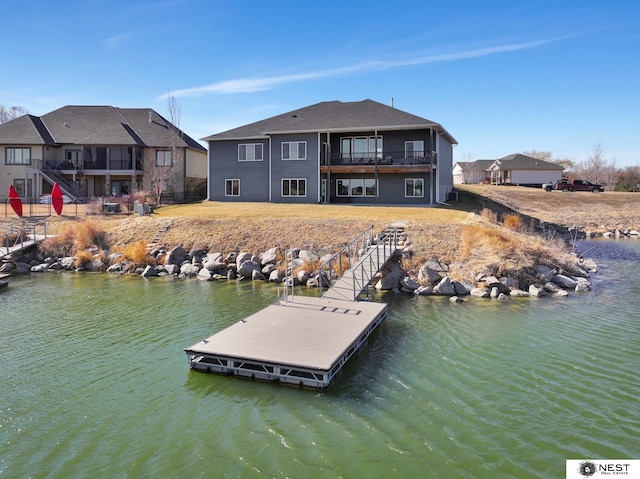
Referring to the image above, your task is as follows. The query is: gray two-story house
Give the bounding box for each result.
[203,99,457,205]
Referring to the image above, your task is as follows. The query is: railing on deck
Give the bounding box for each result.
[321,151,436,167]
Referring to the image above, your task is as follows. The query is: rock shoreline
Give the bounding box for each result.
[1,236,598,302]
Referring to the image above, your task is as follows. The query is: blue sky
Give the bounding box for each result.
[2,0,639,166]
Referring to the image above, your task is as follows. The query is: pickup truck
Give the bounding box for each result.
[543,179,605,193]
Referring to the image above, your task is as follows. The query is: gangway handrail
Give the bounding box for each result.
[1,217,49,257]
[317,227,400,300]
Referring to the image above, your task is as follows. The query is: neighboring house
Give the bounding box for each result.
[202,99,457,205]
[0,106,207,202]
[454,154,564,186]
[453,159,494,185]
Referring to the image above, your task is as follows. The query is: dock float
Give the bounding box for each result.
[185,295,387,389]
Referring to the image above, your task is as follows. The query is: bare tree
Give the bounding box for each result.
[0,105,28,124]
[576,144,617,187]
[143,94,184,205]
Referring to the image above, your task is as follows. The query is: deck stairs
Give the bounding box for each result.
[39,169,85,198]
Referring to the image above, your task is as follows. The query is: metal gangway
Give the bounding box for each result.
[318,226,401,302]
[1,217,50,259]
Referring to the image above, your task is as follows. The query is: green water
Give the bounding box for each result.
[1,240,639,478]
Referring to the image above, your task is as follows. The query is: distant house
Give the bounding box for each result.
[453,160,495,185]
[453,154,564,186]
[0,106,207,202]
[202,99,457,205]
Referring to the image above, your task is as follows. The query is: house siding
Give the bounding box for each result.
[270,133,319,203]
[328,172,432,205]
[509,169,563,185]
[208,139,270,202]
[438,135,453,202]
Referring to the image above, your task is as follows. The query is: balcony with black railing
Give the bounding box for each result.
[321,151,436,167]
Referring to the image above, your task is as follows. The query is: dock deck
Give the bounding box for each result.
[185,295,387,389]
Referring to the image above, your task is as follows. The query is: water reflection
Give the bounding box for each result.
[577,238,640,260]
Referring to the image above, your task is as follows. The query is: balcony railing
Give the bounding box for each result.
[321,151,436,167]
[42,159,143,171]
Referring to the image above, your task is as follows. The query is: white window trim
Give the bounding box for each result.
[225,178,240,196]
[282,141,306,161]
[238,143,263,162]
[405,178,424,198]
[281,178,307,197]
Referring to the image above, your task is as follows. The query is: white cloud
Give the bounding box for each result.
[159,37,562,101]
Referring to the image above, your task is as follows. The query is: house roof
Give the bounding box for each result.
[491,153,564,170]
[0,106,206,152]
[202,99,457,145]
[454,159,495,171]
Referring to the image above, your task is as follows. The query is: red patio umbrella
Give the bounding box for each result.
[51,182,64,216]
[8,185,23,217]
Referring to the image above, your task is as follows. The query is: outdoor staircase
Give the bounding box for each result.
[147,220,172,251]
[39,169,86,198]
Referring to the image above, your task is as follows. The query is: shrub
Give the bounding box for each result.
[503,213,524,232]
[73,220,108,252]
[121,240,152,266]
[40,220,108,258]
[74,250,93,268]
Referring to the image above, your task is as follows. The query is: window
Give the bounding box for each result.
[340,136,382,160]
[6,147,31,165]
[336,179,378,197]
[350,179,364,196]
[405,178,424,197]
[282,179,306,197]
[13,178,32,197]
[238,143,263,161]
[405,141,424,159]
[225,179,240,196]
[282,141,306,160]
[156,150,172,166]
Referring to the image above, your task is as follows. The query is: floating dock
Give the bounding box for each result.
[185,226,400,389]
[185,295,387,389]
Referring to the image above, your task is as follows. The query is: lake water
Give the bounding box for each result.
[1,240,639,478]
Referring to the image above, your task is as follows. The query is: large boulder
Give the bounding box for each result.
[375,269,403,290]
[236,252,253,267]
[260,247,279,265]
[434,276,456,296]
[299,250,319,263]
[552,274,579,289]
[269,269,282,282]
[179,264,200,277]
[237,260,260,278]
[141,265,159,277]
[165,246,187,266]
[528,284,548,297]
[197,268,213,281]
[204,259,228,273]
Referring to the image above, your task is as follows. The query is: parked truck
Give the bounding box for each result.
[543,179,604,193]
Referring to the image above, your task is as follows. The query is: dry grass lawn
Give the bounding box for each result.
[4,186,638,276]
